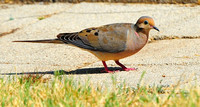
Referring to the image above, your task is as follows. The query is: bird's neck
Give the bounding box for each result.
[135,24,149,36]
[134,24,149,42]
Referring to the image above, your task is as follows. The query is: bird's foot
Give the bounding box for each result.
[115,60,137,72]
[122,68,137,71]
[101,61,120,73]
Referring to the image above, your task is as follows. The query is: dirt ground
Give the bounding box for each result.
[0,3,200,87]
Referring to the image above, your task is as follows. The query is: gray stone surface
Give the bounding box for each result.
[0,3,199,87]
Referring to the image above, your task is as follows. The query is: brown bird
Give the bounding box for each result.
[14,16,159,73]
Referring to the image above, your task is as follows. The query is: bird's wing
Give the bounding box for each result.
[57,23,134,53]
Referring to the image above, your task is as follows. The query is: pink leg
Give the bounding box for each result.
[102,61,118,73]
[115,60,137,71]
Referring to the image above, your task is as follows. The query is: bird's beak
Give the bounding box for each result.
[153,26,159,32]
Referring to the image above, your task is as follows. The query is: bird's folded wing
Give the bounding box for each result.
[57,23,134,53]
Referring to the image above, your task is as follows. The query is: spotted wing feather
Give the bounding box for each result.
[57,33,98,51]
[57,23,133,53]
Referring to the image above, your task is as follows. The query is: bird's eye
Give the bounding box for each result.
[144,20,148,25]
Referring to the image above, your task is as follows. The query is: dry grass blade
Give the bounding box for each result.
[19,74,50,84]
[0,74,199,106]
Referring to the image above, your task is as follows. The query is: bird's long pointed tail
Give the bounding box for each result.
[13,39,64,44]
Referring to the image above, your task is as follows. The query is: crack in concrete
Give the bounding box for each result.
[128,62,200,66]
[0,28,19,38]
[149,35,200,43]
[0,11,63,38]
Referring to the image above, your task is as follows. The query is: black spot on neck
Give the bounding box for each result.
[135,24,149,36]
[135,24,143,32]
[136,27,143,32]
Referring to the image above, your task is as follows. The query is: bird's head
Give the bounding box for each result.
[136,16,159,32]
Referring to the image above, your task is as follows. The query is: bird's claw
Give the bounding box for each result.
[123,68,137,71]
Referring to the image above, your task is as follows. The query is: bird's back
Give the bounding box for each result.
[57,23,135,53]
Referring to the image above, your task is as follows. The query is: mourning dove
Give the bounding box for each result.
[14,16,159,73]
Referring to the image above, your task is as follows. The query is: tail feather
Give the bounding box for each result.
[57,33,73,38]
[13,39,64,44]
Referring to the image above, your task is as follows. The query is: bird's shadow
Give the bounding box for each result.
[0,67,122,75]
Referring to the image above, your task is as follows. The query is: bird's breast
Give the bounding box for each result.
[88,49,139,61]
[125,29,148,52]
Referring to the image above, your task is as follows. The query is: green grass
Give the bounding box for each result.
[0,73,199,107]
